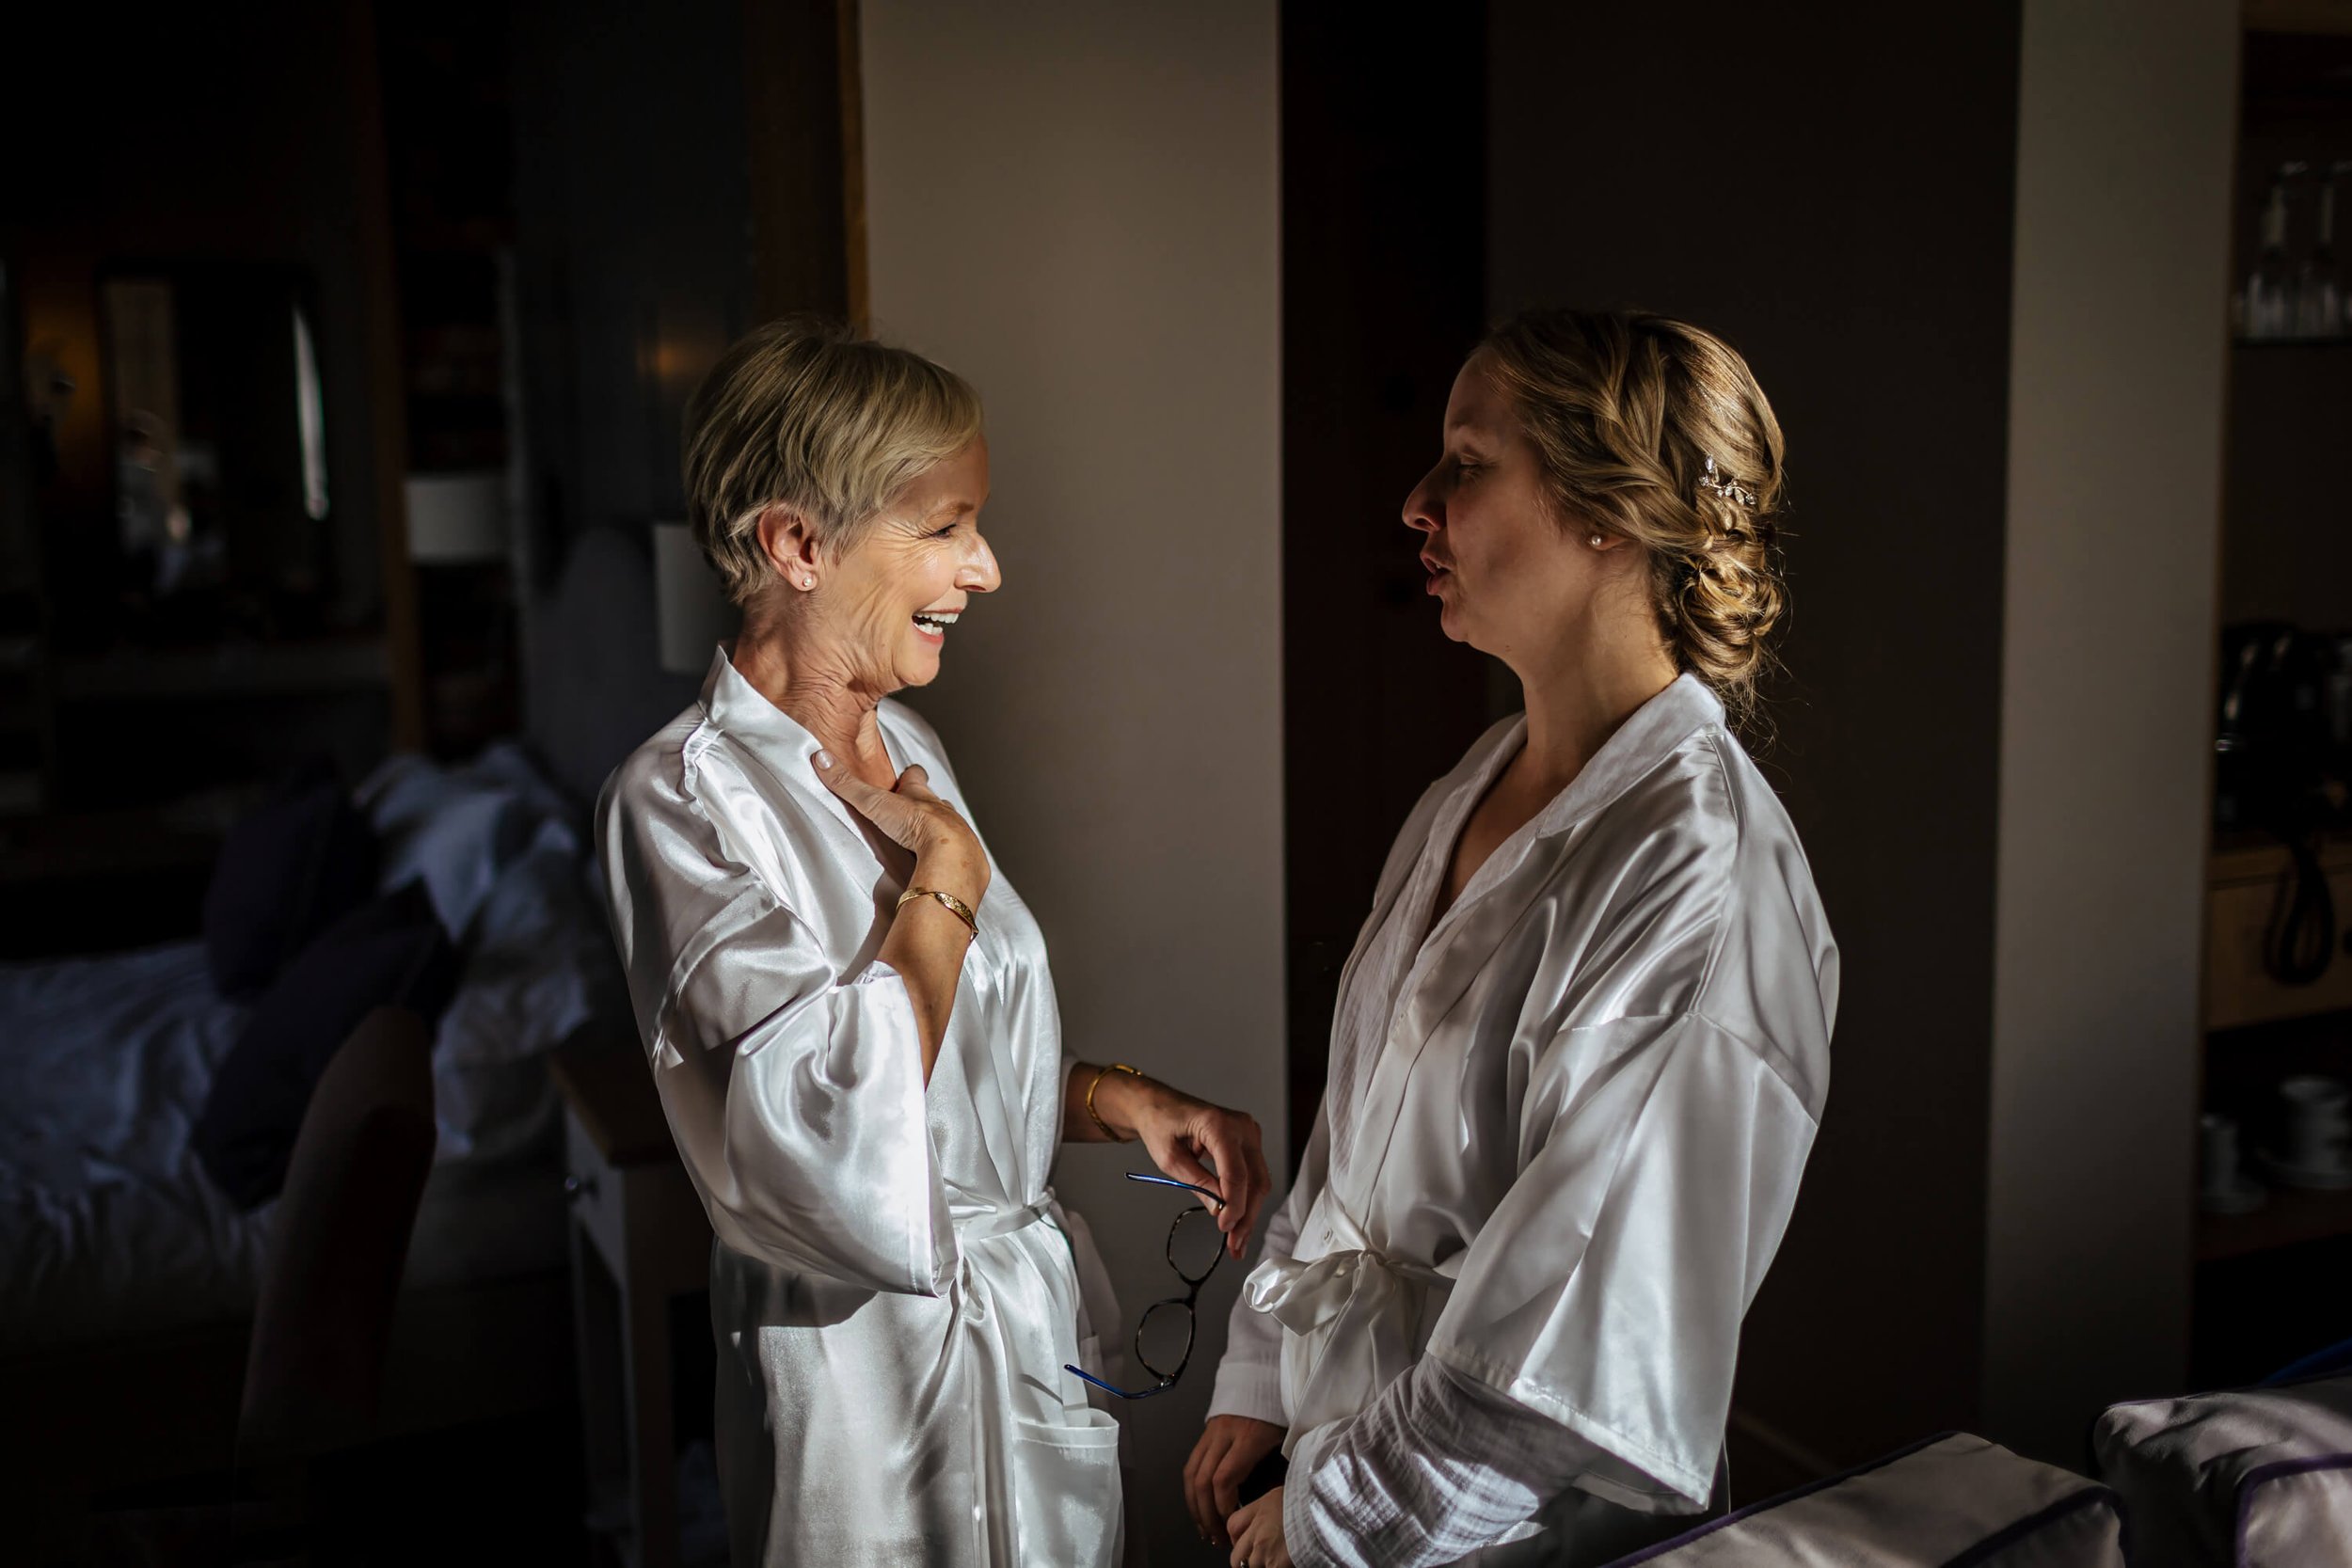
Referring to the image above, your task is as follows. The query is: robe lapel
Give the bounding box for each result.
[1337,833,1562,1215]
[1330,676,1728,1216]
[1323,784,1453,1069]
[699,647,921,891]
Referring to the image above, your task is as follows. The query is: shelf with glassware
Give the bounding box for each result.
[2190,24,2352,1390]
[2233,158,2350,344]
[2200,773,2352,1259]
[2196,1007,2352,1262]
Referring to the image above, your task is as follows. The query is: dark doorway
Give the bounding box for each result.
[1279,5,1498,1164]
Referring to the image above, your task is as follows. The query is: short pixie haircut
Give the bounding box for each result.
[682,316,984,605]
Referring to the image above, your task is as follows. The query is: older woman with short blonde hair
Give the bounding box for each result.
[599,317,1269,1566]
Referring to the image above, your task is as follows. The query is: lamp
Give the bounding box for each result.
[652,521,735,674]
[404,472,509,563]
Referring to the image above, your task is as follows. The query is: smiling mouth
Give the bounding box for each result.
[913,610,961,634]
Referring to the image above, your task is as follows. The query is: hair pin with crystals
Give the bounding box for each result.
[1698,455,1758,511]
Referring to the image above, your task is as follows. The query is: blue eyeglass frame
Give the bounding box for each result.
[1063,1172,1228,1401]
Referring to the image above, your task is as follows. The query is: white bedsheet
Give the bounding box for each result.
[2,941,269,1351]
[1,752,620,1352]
[0,936,583,1353]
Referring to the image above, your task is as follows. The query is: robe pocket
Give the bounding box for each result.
[1011,1412,1123,1567]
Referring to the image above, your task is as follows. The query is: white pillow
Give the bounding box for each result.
[1611,1433,2122,1567]
[357,754,534,935]
[2094,1376,2352,1568]
[358,749,619,1165]
[429,820,621,1164]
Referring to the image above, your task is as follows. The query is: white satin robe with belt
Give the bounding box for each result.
[1213,674,1837,1563]
[598,649,1124,1566]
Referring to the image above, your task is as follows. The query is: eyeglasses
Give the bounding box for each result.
[1064,1172,1226,1401]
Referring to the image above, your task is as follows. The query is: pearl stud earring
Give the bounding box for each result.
[1588,533,1605,548]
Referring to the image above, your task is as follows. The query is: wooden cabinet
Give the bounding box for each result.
[2205,837,2352,1030]
[549,1037,712,1568]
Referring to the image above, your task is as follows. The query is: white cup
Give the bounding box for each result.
[2279,1076,2351,1173]
[2201,1112,2244,1198]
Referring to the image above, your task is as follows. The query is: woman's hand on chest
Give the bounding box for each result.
[812,751,992,907]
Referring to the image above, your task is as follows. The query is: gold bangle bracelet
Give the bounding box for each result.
[897,885,979,939]
[1087,1062,1143,1142]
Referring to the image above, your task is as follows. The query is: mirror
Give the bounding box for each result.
[99,263,331,633]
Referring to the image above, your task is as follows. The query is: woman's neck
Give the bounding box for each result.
[729,619,892,777]
[1508,613,1679,794]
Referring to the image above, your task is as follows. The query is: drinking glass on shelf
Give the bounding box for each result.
[2296,162,2344,341]
[2247,165,2297,341]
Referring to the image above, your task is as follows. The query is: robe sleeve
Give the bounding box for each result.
[1419,1011,1819,1508]
[598,761,956,1297]
[1207,1095,1330,1427]
[1282,1357,1666,1568]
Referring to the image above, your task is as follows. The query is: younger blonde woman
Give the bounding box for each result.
[1192,310,1837,1568]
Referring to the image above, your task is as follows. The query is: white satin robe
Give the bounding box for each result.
[1215,674,1836,1563]
[597,650,1124,1567]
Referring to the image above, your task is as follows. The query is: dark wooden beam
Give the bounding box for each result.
[741,0,858,324]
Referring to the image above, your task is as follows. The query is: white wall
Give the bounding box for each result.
[857,4,1284,1559]
[1986,0,2237,1457]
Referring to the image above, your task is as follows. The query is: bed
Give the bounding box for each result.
[0,525,699,1519]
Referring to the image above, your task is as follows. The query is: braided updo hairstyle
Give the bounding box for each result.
[1477,309,1788,730]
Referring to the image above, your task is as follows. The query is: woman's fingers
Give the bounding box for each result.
[812,753,981,867]
[1184,1427,1227,1543]
[1200,1114,1264,1253]
[1229,1489,1289,1568]
[1227,1497,1265,1567]
[1210,1437,1255,1523]
[811,749,922,845]
[1183,1435,1206,1539]
[1156,1138,1224,1203]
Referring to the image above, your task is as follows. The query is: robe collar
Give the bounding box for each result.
[1523,672,1725,839]
[699,642,912,761]
[1329,673,1729,1210]
[696,643,914,836]
[701,643,812,755]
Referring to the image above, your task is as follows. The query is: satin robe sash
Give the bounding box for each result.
[1246,1191,1462,1451]
[961,1199,1052,1243]
[949,1193,1124,1566]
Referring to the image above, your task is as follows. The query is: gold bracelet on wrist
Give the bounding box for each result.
[897,885,979,940]
[1086,1062,1143,1142]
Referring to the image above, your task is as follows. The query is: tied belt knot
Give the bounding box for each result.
[959,1199,1054,1244]
[1242,1245,1454,1335]
[1242,1224,1461,1446]
[948,1196,1075,1330]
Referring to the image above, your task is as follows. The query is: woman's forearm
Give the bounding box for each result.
[1062,1058,1154,1142]
[880,847,989,1085]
